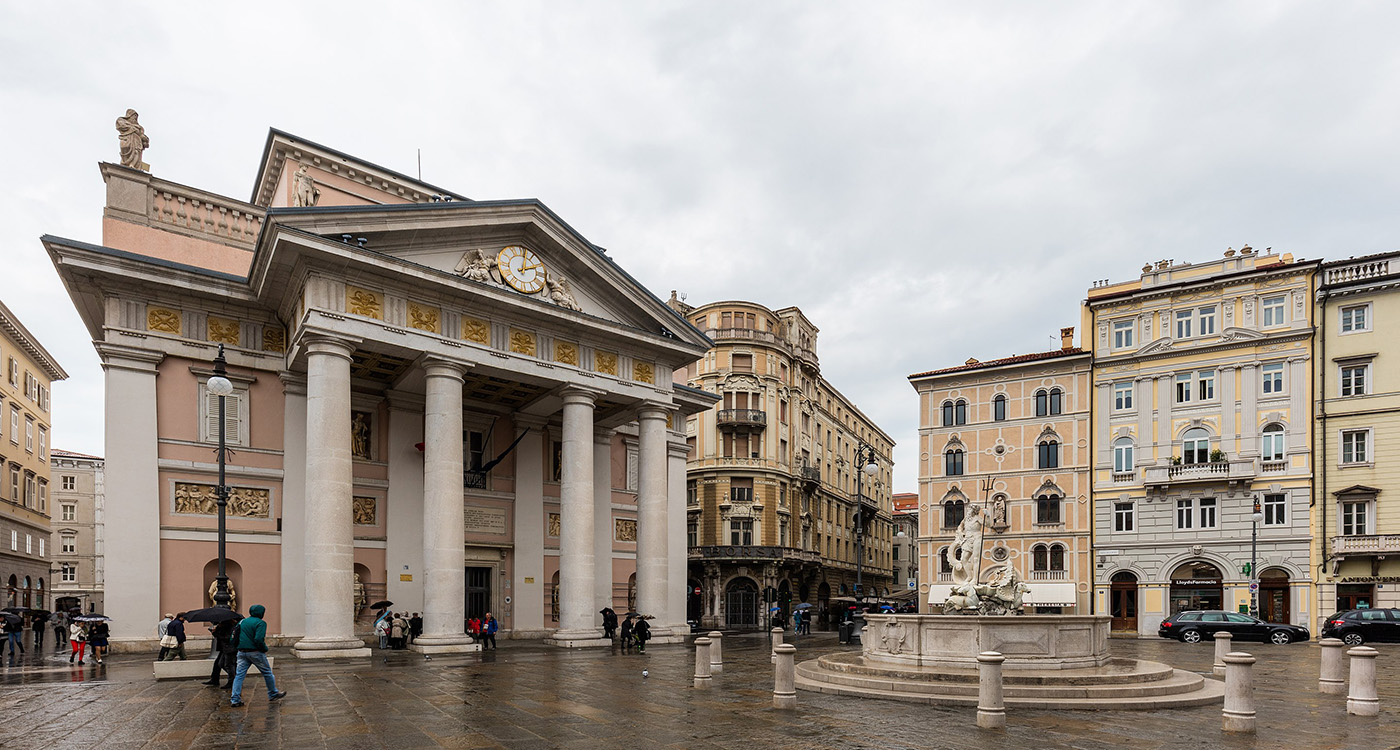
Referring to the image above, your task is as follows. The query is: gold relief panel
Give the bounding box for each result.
[173,482,271,519]
[462,317,490,345]
[147,307,181,335]
[633,361,655,384]
[408,302,441,333]
[614,518,637,543]
[548,513,561,537]
[262,326,287,353]
[509,329,537,357]
[554,341,579,367]
[353,496,377,526]
[207,317,240,346]
[346,287,383,319]
[595,350,618,376]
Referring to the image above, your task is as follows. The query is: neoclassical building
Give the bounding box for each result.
[49,449,106,614]
[669,298,895,629]
[1086,248,1317,636]
[45,124,716,653]
[909,329,1092,614]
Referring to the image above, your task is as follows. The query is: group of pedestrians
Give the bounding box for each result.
[374,611,422,649]
[467,613,498,648]
[603,608,650,653]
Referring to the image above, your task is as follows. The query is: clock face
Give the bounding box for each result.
[496,245,546,294]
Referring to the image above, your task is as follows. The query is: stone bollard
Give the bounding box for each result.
[707,631,724,673]
[1319,638,1347,695]
[1221,652,1257,733]
[976,651,1006,730]
[771,627,784,663]
[1346,646,1379,716]
[773,644,797,709]
[1212,632,1233,677]
[693,637,712,688]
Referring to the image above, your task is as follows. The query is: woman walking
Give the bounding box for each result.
[69,621,87,664]
[88,620,110,664]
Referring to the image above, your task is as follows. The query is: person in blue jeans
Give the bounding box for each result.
[230,604,286,708]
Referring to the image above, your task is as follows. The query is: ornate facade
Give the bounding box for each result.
[44,125,716,653]
[670,297,895,630]
[49,450,104,614]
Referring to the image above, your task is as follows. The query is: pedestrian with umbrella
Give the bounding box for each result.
[185,608,242,688]
[86,616,111,664]
[1,612,22,658]
[370,601,392,650]
[633,615,651,653]
[68,618,88,664]
[600,607,618,640]
[619,613,634,653]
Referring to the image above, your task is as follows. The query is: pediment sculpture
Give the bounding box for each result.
[453,249,500,284]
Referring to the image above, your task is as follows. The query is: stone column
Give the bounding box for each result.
[1222,652,1257,733]
[773,643,797,709]
[1319,637,1346,695]
[511,416,548,635]
[694,637,712,687]
[666,432,691,636]
[1212,631,1232,677]
[279,374,308,638]
[707,630,724,672]
[553,388,607,647]
[294,336,370,658]
[96,344,162,642]
[594,429,615,613]
[1346,646,1379,716]
[976,651,1006,729]
[771,626,784,663]
[636,406,671,636]
[413,359,475,653]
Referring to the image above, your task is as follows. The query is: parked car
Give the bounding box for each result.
[1320,608,1400,646]
[1158,610,1310,644]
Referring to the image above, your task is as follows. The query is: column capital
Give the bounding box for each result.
[422,356,469,380]
[279,371,307,395]
[385,388,426,412]
[561,385,603,406]
[302,333,358,360]
[636,402,671,422]
[594,427,616,446]
[95,342,164,373]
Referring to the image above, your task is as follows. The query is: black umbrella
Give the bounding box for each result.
[72,615,112,623]
[0,612,19,627]
[182,607,244,624]
[370,600,393,609]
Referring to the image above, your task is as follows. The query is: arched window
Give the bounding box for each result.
[1182,428,1211,464]
[939,548,953,574]
[943,500,965,528]
[1049,388,1063,415]
[945,449,965,476]
[1113,437,1134,473]
[1035,390,1049,417]
[1049,544,1065,571]
[993,394,1007,421]
[1261,424,1285,462]
[1036,495,1061,524]
[941,401,955,427]
[1038,440,1059,469]
[1032,544,1048,571]
[954,400,967,425]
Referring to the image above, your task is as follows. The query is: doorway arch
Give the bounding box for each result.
[1109,571,1138,632]
[725,577,759,629]
[1259,568,1290,623]
[1168,561,1223,614]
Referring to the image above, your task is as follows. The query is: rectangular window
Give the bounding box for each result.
[1340,304,1369,333]
[201,384,246,447]
[1036,498,1061,524]
[465,430,485,472]
[1113,442,1134,472]
[1175,373,1193,403]
[61,475,75,491]
[1262,296,1286,327]
[37,538,43,558]
[61,564,76,583]
[1197,371,1215,401]
[1199,497,1217,529]
[62,504,75,522]
[24,416,33,452]
[61,536,75,554]
[37,426,45,460]
[1199,306,1217,336]
[1340,365,1369,397]
[1341,501,1368,536]
[8,466,16,502]
[1038,442,1059,469]
[731,353,752,372]
[1175,309,1193,339]
[729,478,754,503]
[8,408,16,445]
[945,451,964,476]
[25,534,31,554]
[8,530,14,551]
[37,481,44,513]
[1113,382,1133,410]
[1176,499,1193,530]
[1263,494,1286,526]
[6,358,16,387]
[993,397,1006,421]
[1112,320,1134,349]
[687,520,698,548]
[1341,430,1370,464]
[1262,363,1284,395]
[729,518,754,545]
[1114,502,1135,532]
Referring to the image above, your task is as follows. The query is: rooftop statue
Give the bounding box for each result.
[292,164,321,207]
[115,109,149,171]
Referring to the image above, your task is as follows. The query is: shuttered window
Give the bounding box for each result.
[201,384,246,446]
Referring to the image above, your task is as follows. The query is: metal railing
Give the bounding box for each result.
[1030,570,1068,580]
[716,409,767,428]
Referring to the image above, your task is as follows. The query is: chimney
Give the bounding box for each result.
[1060,327,1075,351]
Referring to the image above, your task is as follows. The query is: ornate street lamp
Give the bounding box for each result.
[1249,497,1264,618]
[853,442,880,602]
[207,345,235,609]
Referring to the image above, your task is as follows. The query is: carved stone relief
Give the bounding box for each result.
[614,518,637,542]
[633,362,655,384]
[207,317,240,346]
[347,287,383,319]
[548,513,561,537]
[508,329,537,357]
[262,326,286,353]
[174,481,270,518]
[555,341,579,366]
[353,496,377,525]
[147,307,181,334]
[408,302,440,333]
[462,317,490,345]
[595,351,618,376]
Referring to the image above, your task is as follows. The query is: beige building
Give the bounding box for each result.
[49,449,104,613]
[909,328,1092,613]
[0,299,67,610]
[671,297,895,629]
[1085,248,1317,636]
[1314,252,1400,618]
[892,492,918,599]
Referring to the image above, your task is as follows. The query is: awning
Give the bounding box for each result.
[1023,582,1077,607]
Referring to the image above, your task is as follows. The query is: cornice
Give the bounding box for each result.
[1091,329,1312,367]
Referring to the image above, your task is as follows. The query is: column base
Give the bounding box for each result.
[1319,681,1346,695]
[291,637,372,659]
[549,628,611,648]
[646,634,688,646]
[410,639,482,655]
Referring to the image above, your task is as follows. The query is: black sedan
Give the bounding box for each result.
[1158,610,1310,644]
[1320,608,1400,646]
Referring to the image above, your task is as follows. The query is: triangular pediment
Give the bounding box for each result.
[1333,484,1381,498]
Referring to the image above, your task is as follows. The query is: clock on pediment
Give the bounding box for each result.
[497,245,547,294]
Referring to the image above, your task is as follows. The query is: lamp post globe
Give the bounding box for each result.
[207,374,234,397]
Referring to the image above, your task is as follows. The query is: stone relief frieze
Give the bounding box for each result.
[614,518,637,542]
[595,351,618,376]
[347,287,383,319]
[147,307,181,334]
[353,496,377,525]
[548,513,561,537]
[462,317,490,345]
[207,317,240,345]
[408,302,440,333]
[174,481,270,518]
[262,326,286,353]
[554,341,579,366]
[509,329,537,357]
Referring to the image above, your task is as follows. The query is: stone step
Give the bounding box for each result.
[797,660,1208,700]
[813,652,1178,685]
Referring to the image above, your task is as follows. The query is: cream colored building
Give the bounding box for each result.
[909,328,1092,614]
[49,449,104,613]
[44,125,716,652]
[672,298,895,629]
[892,492,918,599]
[1314,252,1400,620]
[0,299,67,610]
[1086,248,1317,636]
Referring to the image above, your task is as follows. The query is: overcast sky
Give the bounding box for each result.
[3,2,1399,493]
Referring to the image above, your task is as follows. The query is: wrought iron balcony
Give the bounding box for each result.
[716,409,766,431]
[1332,534,1400,557]
[798,464,820,490]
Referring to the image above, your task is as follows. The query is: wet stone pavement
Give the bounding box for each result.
[0,632,1396,749]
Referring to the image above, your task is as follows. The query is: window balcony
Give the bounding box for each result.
[1143,459,1255,490]
[1030,570,1068,581]
[1111,471,1135,483]
[1260,459,1287,474]
[688,545,821,564]
[1332,534,1400,557]
[937,572,953,582]
[716,409,767,431]
[798,464,820,491]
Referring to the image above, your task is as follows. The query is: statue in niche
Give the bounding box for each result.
[351,411,372,460]
[292,164,321,207]
[453,249,497,283]
[990,496,1007,528]
[545,273,582,311]
[208,579,237,610]
[354,574,367,611]
[115,109,149,170]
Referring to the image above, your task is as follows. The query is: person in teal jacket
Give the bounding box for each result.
[229,604,286,707]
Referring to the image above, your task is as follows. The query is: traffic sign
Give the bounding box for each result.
[1248,582,1258,592]
[907,580,917,589]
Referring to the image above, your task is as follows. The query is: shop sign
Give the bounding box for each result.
[1338,576,1400,583]
[1171,578,1222,587]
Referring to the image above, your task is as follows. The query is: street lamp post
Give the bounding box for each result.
[1249,497,1263,618]
[207,345,235,610]
[852,441,880,602]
